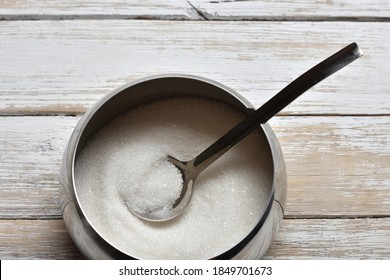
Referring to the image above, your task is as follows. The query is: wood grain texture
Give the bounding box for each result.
[0,219,83,259]
[0,116,76,218]
[0,116,389,218]
[192,0,390,20]
[1,0,389,21]
[264,218,390,259]
[0,0,201,20]
[1,218,388,259]
[270,116,390,218]
[0,20,387,115]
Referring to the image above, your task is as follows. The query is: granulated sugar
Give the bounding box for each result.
[118,155,183,215]
[75,97,273,259]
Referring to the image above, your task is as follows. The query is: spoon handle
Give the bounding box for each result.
[193,42,363,172]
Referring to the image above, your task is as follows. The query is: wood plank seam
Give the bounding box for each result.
[0,14,198,21]
[1,15,389,21]
[187,0,210,20]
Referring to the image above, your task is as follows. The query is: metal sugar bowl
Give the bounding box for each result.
[60,75,287,259]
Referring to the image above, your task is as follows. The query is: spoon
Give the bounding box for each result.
[131,42,363,222]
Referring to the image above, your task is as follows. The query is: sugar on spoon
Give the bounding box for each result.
[129,42,363,222]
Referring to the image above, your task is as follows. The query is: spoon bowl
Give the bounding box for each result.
[129,42,363,222]
[129,156,197,222]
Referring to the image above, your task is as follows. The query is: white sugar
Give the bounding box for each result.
[118,155,183,215]
[75,97,273,259]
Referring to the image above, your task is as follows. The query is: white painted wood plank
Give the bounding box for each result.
[269,116,390,217]
[0,20,387,115]
[0,116,77,218]
[0,116,389,218]
[264,218,390,259]
[0,0,200,20]
[192,0,390,20]
[0,219,83,259]
[1,218,389,259]
[2,0,389,20]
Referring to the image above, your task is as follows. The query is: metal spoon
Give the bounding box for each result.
[131,42,363,222]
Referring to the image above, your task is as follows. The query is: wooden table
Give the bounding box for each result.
[1,0,389,259]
